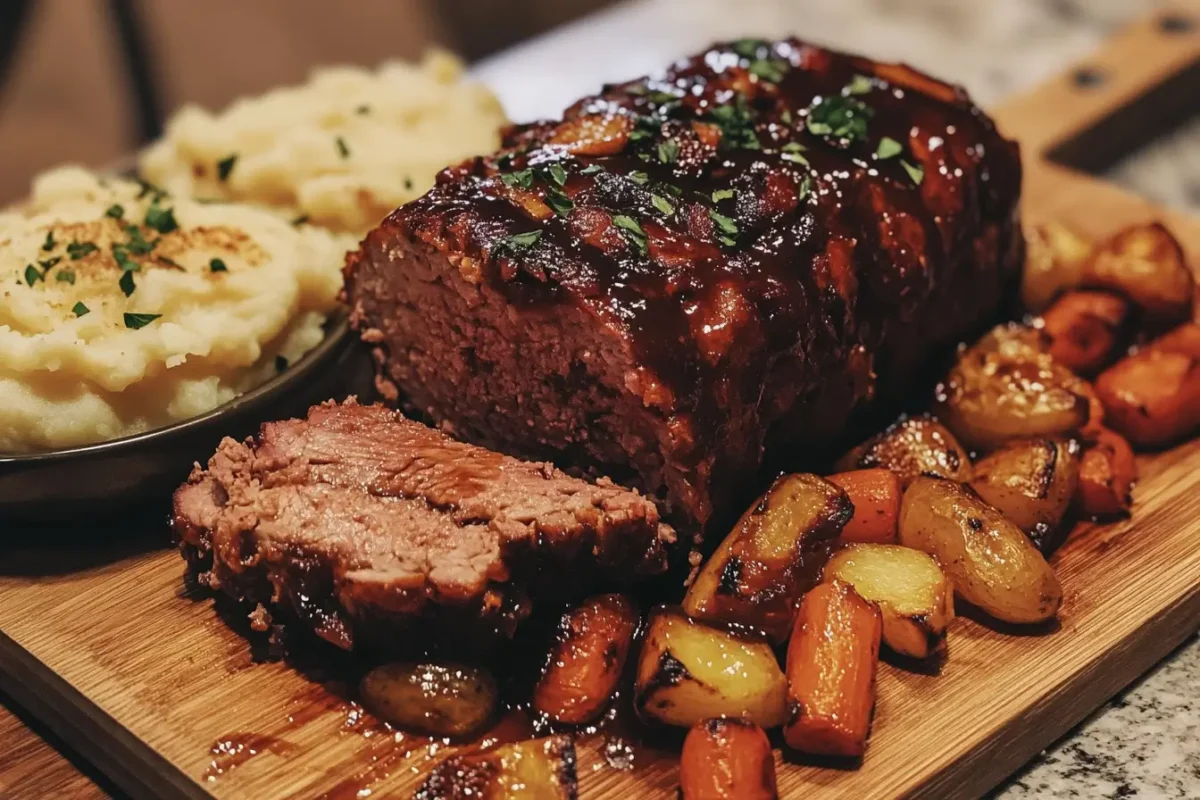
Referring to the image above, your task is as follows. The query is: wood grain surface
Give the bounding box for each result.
[1,8,1198,800]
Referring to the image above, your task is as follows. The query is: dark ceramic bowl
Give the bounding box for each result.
[0,314,371,521]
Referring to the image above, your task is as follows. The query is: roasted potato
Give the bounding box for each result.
[1076,427,1137,518]
[969,438,1080,549]
[1095,323,1200,448]
[834,415,972,488]
[828,469,902,544]
[635,606,788,729]
[822,544,954,659]
[936,323,1093,452]
[359,662,497,738]
[682,473,852,642]
[680,718,778,800]
[783,580,881,757]
[1039,290,1130,374]
[1083,222,1194,325]
[899,477,1063,624]
[1022,222,1091,312]
[532,594,640,725]
[414,735,578,800]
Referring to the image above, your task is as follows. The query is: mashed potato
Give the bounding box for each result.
[139,50,507,235]
[0,167,354,453]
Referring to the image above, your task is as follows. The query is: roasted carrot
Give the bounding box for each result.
[783,580,882,757]
[1040,290,1129,374]
[532,594,640,725]
[827,469,902,544]
[680,718,778,800]
[1077,427,1137,518]
[1095,323,1200,448]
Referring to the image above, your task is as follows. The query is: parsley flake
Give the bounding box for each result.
[275,355,289,372]
[712,189,736,203]
[710,95,760,150]
[901,159,925,185]
[135,178,166,201]
[749,58,788,84]
[42,231,56,252]
[798,174,813,201]
[210,258,228,273]
[217,154,238,181]
[496,230,543,254]
[651,194,675,216]
[124,226,157,255]
[544,187,574,218]
[547,163,569,187]
[846,74,875,95]
[806,95,874,143]
[38,257,61,270]
[72,301,90,317]
[123,312,160,329]
[628,171,649,185]
[875,136,904,160]
[144,203,178,234]
[404,177,414,190]
[67,241,98,260]
[612,215,648,256]
[657,139,680,164]
[23,264,42,286]
[119,270,136,297]
[781,141,810,165]
[780,109,794,125]
[708,208,739,239]
[731,38,767,58]
[580,164,605,176]
[105,204,125,219]
[501,169,535,189]
[112,244,139,273]
[335,136,350,158]
[56,270,75,285]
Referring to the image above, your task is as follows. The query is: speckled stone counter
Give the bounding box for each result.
[477,2,1200,798]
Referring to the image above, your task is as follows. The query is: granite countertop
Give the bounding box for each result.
[475,1,1200,797]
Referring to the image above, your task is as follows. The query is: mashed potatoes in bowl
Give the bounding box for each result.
[0,167,354,453]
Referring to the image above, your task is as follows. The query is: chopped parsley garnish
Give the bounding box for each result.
[217,154,238,181]
[544,187,574,218]
[780,108,794,125]
[657,139,679,164]
[547,163,569,187]
[625,84,647,96]
[709,95,760,150]
[749,58,788,83]
[846,74,875,95]
[275,355,289,372]
[708,209,739,247]
[144,203,178,234]
[356,104,371,115]
[105,204,125,219]
[404,176,414,190]
[210,258,228,272]
[292,215,310,226]
[119,269,136,297]
[56,270,75,284]
[874,136,903,160]
[155,255,183,270]
[806,95,873,142]
[496,229,543,254]
[648,89,682,106]
[42,231,56,251]
[712,189,736,203]
[651,194,675,216]
[72,301,90,317]
[112,244,139,272]
[781,141,809,165]
[628,170,649,185]
[798,174,813,200]
[135,178,166,201]
[612,215,648,256]
[67,241,99,260]
[39,257,61,270]
[124,225,157,254]
[580,164,605,176]
[335,136,350,158]
[23,264,42,286]
[901,159,925,185]
[731,38,768,58]
[123,312,160,329]
[501,169,535,189]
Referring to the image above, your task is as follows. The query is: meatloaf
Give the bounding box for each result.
[173,400,673,651]
[345,38,1023,533]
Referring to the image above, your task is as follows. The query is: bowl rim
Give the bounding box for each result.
[0,313,353,465]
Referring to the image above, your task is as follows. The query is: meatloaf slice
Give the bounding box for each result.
[173,399,673,651]
[344,38,1022,534]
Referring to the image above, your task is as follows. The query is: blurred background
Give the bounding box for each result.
[0,0,1195,205]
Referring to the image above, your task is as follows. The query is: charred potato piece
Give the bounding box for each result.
[682,473,851,642]
[1095,323,1200,448]
[835,415,972,488]
[1076,427,1137,518]
[899,477,1063,624]
[359,662,497,738]
[783,581,882,757]
[822,544,954,659]
[532,594,640,725]
[635,607,788,729]
[680,718,778,800]
[1022,221,1091,312]
[1040,290,1131,374]
[936,323,1093,452]
[414,735,577,800]
[1084,222,1194,324]
[969,438,1080,550]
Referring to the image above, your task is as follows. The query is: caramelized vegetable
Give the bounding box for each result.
[822,544,954,659]
[899,477,1063,624]
[359,662,497,738]
[835,415,972,487]
[682,473,852,642]
[1040,290,1130,374]
[783,581,882,757]
[1084,222,1194,324]
[1022,221,1091,312]
[1095,323,1200,448]
[532,594,640,725]
[1076,427,1137,518]
[827,469,902,544]
[635,607,788,729]
[970,438,1080,550]
[937,323,1092,451]
[414,735,578,800]
[548,112,633,155]
[680,719,778,800]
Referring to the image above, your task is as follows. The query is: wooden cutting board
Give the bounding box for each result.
[2,9,1198,800]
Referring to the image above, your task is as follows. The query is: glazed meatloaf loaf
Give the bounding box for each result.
[345,38,1023,533]
[173,400,673,650]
